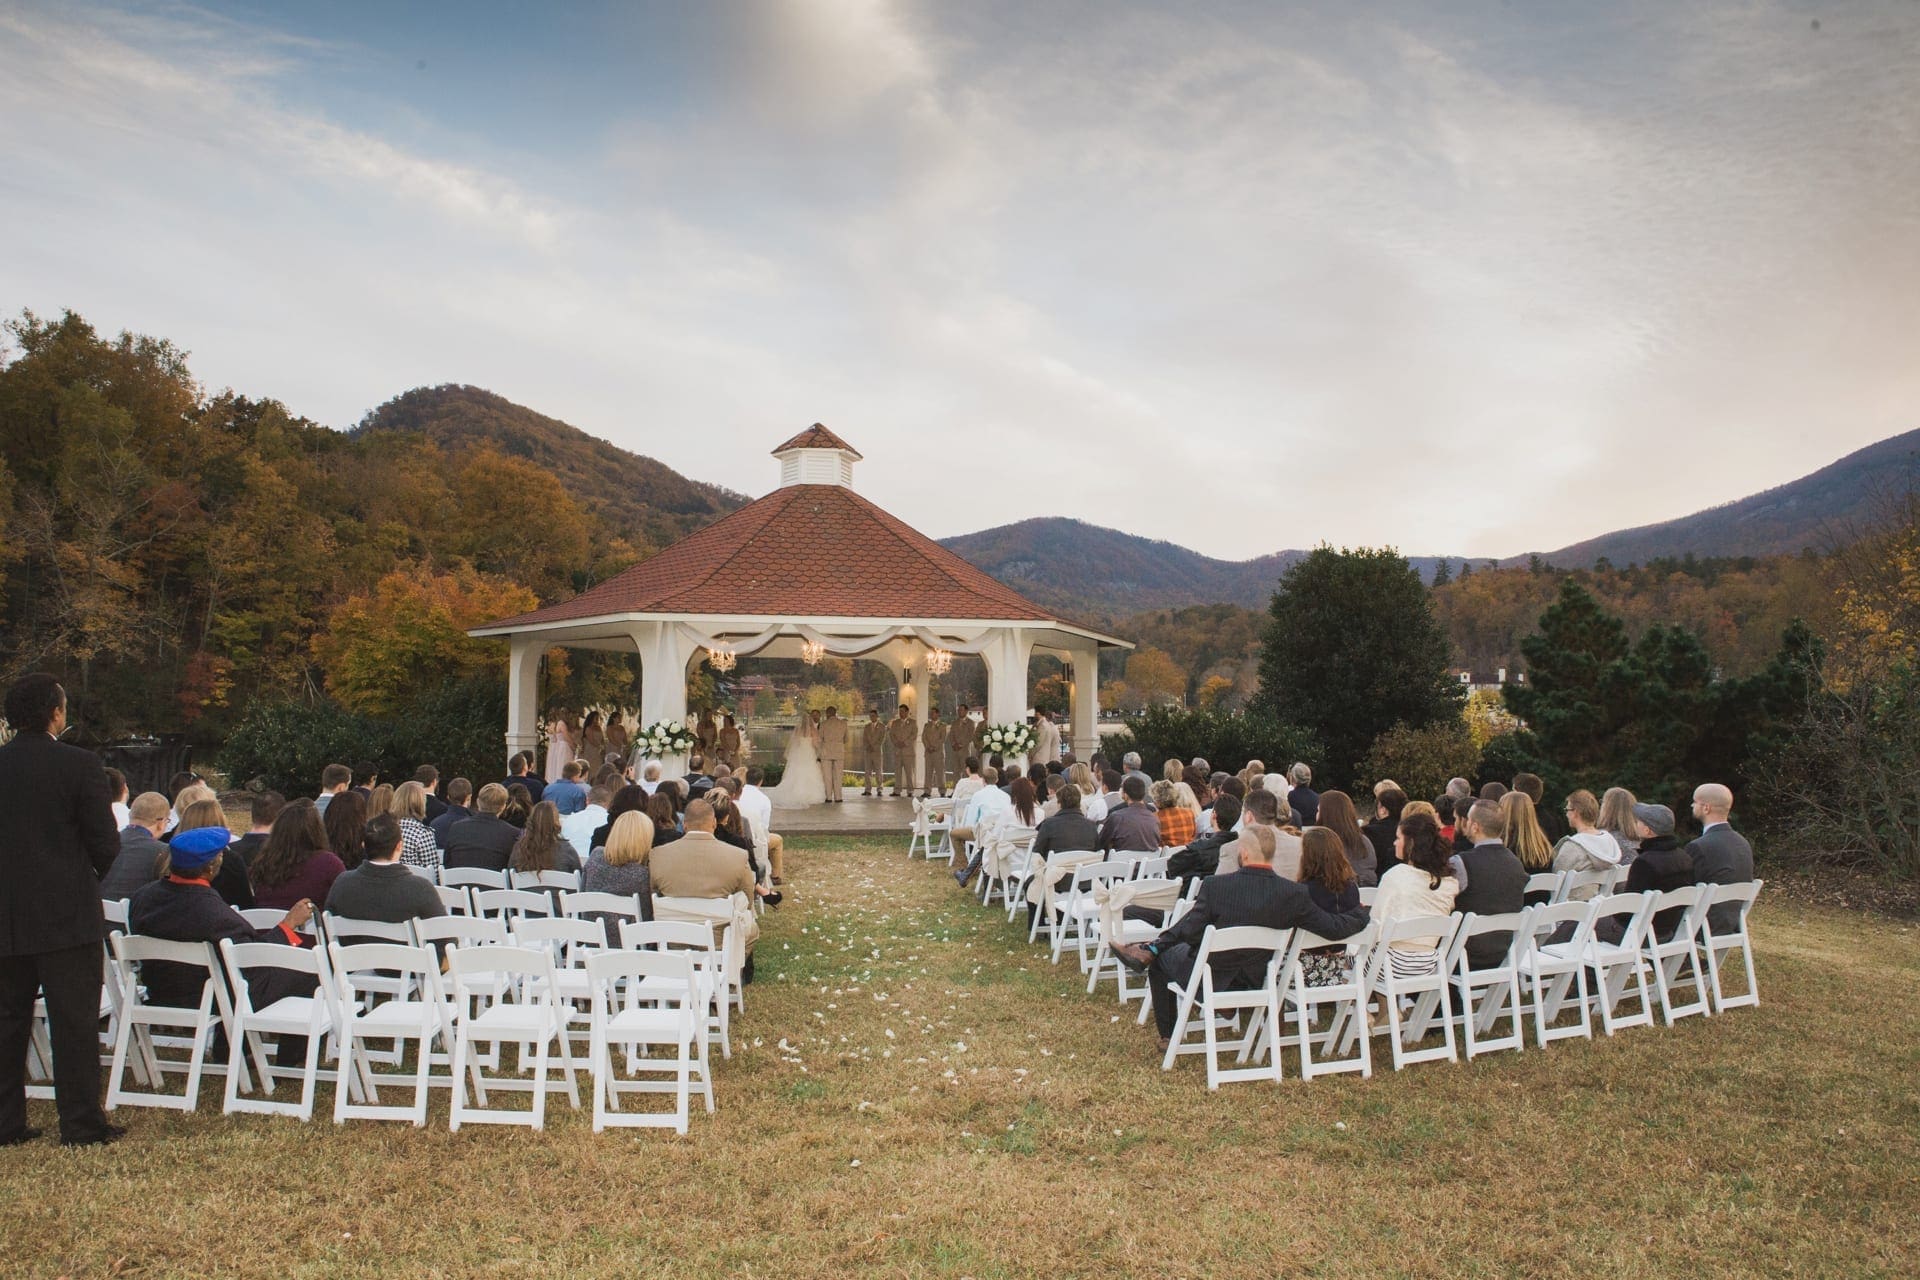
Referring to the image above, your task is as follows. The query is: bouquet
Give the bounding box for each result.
[638,719,697,757]
[980,721,1036,758]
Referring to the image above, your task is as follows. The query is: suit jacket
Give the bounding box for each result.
[921,720,947,754]
[1155,867,1369,989]
[1687,823,1755,934]
[947,717,976,755]
[1288,785,1320,827]
[1167,830,1232,888]
[887,716,917,752]
[1032,810,1101,857]
[818,716,848,759]
[860,720,886,765]
[101,826,167,902]
[1098,801,1161,853]
[428,804,473,847]
[0,733,121,955]
[1032,720,1061,763]
[648,830,756,901]
[502,774,546,803]
[441,814,521,871]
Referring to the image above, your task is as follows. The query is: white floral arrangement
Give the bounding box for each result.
[638,719,696,756]
[979,721,1036,758]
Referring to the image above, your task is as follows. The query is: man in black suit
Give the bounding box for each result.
[502,751,546,804]
[441,783,520,872]
[1167,793,1241,890]
[1285,762,1320,828]
[0,674,123,1147]
[1112,826,1370,1046]
[427,778,474,847]
[415,765,448,823]
[1688,783,1755,934]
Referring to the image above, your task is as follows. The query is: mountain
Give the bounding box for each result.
[937,518,1456,620]
[355,385,746,547]
[1531,427,1920,569]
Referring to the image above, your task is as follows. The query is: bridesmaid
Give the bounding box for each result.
[581,710,607,771]
[545,711,574,784]
[605,710,630,764]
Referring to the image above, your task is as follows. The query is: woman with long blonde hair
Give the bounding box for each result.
[1597,787,1641,864]
[581,810,655,941]
[1501,790,1554,872]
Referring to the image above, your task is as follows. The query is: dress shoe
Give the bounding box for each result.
[61,1123,127,1148]
[1110,942,1152,973]
[0,1126,43,1147]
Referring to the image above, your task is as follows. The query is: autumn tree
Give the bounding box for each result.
[1123,647,1188,708]
[444,444,593,598]
[1196,675,1234,709]
[312,566,537,715]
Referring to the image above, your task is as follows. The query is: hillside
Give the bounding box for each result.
[356,385,746,548]
[1532,427,1920,569]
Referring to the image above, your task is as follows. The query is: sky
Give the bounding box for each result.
[2,0,1917,560]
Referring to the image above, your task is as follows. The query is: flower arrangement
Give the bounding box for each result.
[979,721,1036,758]
[637,719,697,757]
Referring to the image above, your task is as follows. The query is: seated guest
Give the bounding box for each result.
[1687,783,1755,935]
[1005,776,1041,830]
[949,766,1012,851]
[1217,789,1302,880]
[251,799,345,912]
[1297,826,1362,986]
[1361,784,1407,872]
[580,811,657,942]
[366,783,395,827]
[105,767,130,832]
[949,757,985,819]
[315,763,350,815]
[1313,790,1377,886]
[502,751,546,804]
[1168,793,1241,889]
[1501,791,1555,882]
[323,814,446,927]
[101,791,171,902]
[561,784,613,857]
[501,783,534,829]
[1098,775,1160,854]
[1374,812,1461,982]
[389,781,440,871]
[350,762,379,802]
[1040,773,1066,819]
[1479,780,1508,802]
[544,760,590,816]
[1152,780,1196,849]
[1512,771,1560,839]
[1550,789,1623,897]
[638,761,664,796]
[648,800,764,974]
[321,789,370,871]
[590,784,649,852]
[1066,762,1104,824]
[510,800,582,877]
[1606,803,1694,942]
[1287,762,1320,827]
[1025,782,1102,921]
[1598,787,1641,864]
[1111,824,1369,1047]
[171,797,254,910]
[428,778,474,847]
[224,792,287,911]
[1451,799,1527,968]
[441,784,520,871]
[1434,795,1457,849]
[128,826,317,1061]
[645,790,683,846]
[415,765,448,824]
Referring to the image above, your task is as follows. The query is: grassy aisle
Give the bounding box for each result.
[5,834,1918,1278]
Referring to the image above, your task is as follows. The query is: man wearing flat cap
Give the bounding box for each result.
[1604,802,1697,942]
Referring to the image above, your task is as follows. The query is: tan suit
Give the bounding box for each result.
[648,830,760,949]
[818,713,848,801]
[1033,717,1061,765]
[887,714,918,795]
[947,715,976,766]
[921,718,949,796]
[860,719,886,795]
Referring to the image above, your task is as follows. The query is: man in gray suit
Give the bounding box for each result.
[1688,782,1755,934]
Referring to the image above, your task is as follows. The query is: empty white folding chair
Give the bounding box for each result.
[1159,925,1290,1088]
[1524,871,1565,903]
[1086,877,1180,1006]
[1702,880,1762,1011]
[1582,892,1657,1035]
[1361,915,1461,1070]
[651,896,747,1017]
[322,914,417,1003]
[106,935,238,1112]
[621,919,731,1060]
[329,941,448,1126]
[1444,911,1529,1059]
[512,869,582,892]
[218,938,340,1121]
[906,798,936,859]
[1130,856,1170,881]
[473,888,556,924]
[513,916,608,1029]
[446,946,580,1130]
[1643,886,1712,1024]
[586,949,713,1133]
[434,884,474,916]
[560,890,645,947]
[1284,924,1377,1081]
[1515,900,1598,1045]
[1055,860,1132,969]
[985,826,1039,914]
[439,867,508,893]
[412,914,510,950]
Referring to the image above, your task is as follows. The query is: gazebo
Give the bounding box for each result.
[470,425,1130,769]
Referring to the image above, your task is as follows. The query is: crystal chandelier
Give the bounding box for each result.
[925,647,954,675]
[800,640,826,666]
[706,645,737,672]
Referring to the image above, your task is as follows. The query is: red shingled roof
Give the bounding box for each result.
[483,483,1063,629]
[771,423,862,458]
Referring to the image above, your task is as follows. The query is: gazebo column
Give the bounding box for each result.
[980,627,1034,732]
[1065,640,1101,760]
[505,635,542,767]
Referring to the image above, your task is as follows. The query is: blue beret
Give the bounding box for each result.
[168,825,231,870]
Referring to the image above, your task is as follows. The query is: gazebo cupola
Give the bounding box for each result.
[773,423,862,488]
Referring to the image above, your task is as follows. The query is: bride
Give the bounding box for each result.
[765,710,827,807]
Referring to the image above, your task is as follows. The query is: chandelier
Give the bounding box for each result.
[800,640,826,666]
[706,645,737,672]
[925,648,954,675]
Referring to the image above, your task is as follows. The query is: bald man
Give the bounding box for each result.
[1687,782,1754,935]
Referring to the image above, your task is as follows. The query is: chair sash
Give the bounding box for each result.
[1026,849,1102,909]
[1095,877,1181,943]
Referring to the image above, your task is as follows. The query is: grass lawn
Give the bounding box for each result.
[6,834,1918,1278]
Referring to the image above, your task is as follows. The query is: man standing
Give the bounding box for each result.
[947,706,977,781]
[1688,783,1755,935]
[0,674,123,1147]
[920,706,948,798]
[860,712,886,797]
[887,704,918,798]
[1031,709,1061,767]
[817,707,848,804]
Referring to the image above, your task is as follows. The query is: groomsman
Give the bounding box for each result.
[948,705,977,772]
[887,704,918,797]
[818,707,848,803]
[1032,709,1062,765]
[860,712,886,796]
[921,707,948,798]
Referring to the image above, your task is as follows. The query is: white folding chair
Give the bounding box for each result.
[322,915,417,1003]
[986,827,1039,914]
[1444,911,1529,1059]
[1361,915,1461,1070]
[651,896,747,1019]
[239,908,288,930]
[412,915,510,950]
[106,935,238,1112]
[586,949,713,1133]
[447,946,581,1130]
[512,870,582,892]
[218,939,339,1121]
[329,941,447,1127]
[621,919,731,1060]
[1582,892,1657,1035]
[1085,877,1179,1009]
[435,885,474,916]
[407,863,438,884]
[1643,886,1712,1025]
[439,867,509,893]
[1524,871,1565,903]
[1130,856,1169,880]
[512,916,608,1027]
[474,888,556,923]
[1056,860,1132,969]
[1702,880,1762,1011]
[1284,924,1376,1081]
[1159,925,1290,1088]
[1356,886,1378,907]
[560,890,646,947]
[1556,866,1623,903]
[1515,900,1598,1046]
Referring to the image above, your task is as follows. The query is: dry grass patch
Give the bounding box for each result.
[5,834,1918,1278]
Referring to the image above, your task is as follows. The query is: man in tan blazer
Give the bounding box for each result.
[715,714,742,769]
[648,799,762,954]
[887,704,918,797]
[817,706,848,802]
[947,706,977,772]
[920,707,948,797]
[860,713,886,796]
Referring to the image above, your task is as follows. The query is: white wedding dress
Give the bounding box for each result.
[765,722,827,807]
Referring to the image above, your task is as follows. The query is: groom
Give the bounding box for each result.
[817,707,848,803]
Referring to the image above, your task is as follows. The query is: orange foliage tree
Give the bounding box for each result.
[312,566,537,715]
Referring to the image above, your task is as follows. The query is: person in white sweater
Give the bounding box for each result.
[1550,789,1624,899]
[1371,811,1461,980]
